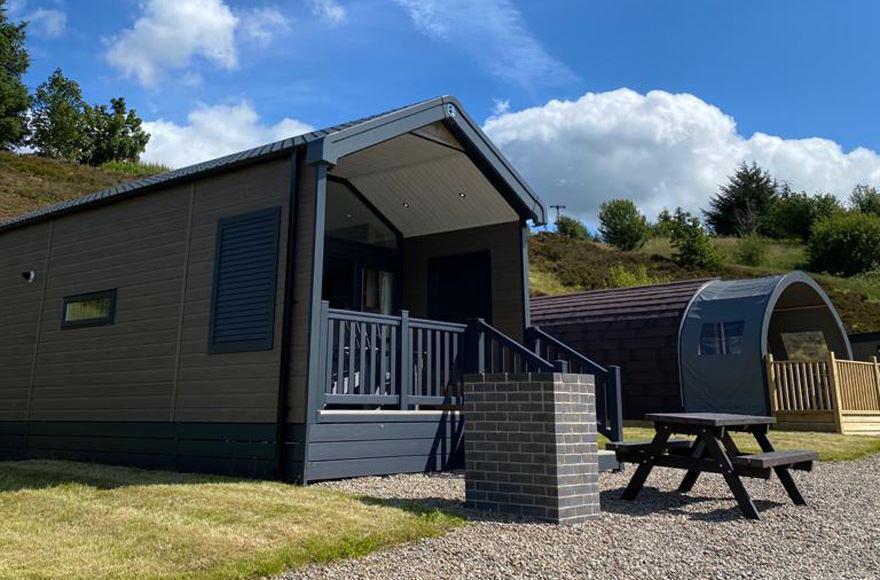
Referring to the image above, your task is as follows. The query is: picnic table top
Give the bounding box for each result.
[644,412,777,427]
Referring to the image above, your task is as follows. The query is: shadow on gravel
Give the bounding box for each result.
[600,486,785,522]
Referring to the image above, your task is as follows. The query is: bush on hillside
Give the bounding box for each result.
[604,264,669,288]
[764,189,841,241]
[555,214,590,240]
[850,184,880,216]
[808,212,880,276]
[598,199,650,251]
[670,210,722,270]
[652,208,677,237]
[734,235,767,266]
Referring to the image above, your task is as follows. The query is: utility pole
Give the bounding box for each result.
[549,204,566,224]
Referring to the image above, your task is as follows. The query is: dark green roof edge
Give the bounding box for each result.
[0,96,546,233]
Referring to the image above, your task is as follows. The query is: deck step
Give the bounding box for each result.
[733,450,818,470]
[598,449,622,472]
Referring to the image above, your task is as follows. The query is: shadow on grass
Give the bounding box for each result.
[0,459,258,493]
[600,486,785,522]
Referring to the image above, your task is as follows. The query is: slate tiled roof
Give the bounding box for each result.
[0,99,427,233]
[531,278,717,325]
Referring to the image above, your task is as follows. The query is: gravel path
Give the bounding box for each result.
[280,455,880,580]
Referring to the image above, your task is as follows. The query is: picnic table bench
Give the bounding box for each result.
[611,412,818,520]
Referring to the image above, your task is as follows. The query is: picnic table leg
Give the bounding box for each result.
[621,425,671,501]
[677,439,706,492]
[752,430,807,506]
[702,430,761,520]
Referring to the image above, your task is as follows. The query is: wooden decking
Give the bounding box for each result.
[767,353,880,434]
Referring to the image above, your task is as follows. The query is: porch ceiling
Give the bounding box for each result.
[329,124,519,238]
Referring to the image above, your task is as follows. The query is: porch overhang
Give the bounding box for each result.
[305,96,546,227]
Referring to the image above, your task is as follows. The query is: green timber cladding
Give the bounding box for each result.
[0,96,546,482]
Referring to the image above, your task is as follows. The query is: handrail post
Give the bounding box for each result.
[400,309,411,411]
[464,318,486,375]
[553,360,569,373]
[766,353,778,413]
[872,356,880,411]
[317,301,331,410]
[828,351,844,433]
[607,365,624,442]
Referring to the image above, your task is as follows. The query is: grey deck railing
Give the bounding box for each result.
[317,303,623,441]
[319,302,467,409]
[526,326,624,442]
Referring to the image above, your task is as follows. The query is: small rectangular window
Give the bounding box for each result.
[62,289,116,329]
[698,321,744,355]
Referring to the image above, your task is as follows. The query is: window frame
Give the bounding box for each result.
[61,289,117,329]
[698,320,745,356]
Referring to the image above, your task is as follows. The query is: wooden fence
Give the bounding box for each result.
[767,353,880,434]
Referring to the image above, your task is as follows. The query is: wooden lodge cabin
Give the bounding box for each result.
[0,97,623,482]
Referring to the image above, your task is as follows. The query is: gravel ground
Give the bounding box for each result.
[280,455,880,580]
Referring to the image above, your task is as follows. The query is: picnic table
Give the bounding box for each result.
[608,412,818,520]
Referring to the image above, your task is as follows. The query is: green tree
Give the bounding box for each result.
[80,97,150,165]
[28,68,87,160]
[0,0,30,149]
[704,162,779,236]
[764,187,841,241]
[849,184,880,216]
[652,208,676,237]
[808,212,880,276]
[555,214,589,240]
[598,199,650,251]
[670,209,721,269]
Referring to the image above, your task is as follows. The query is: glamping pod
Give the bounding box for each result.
[531,272,852,419]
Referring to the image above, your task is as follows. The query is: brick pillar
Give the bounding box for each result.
[463,372,599,524]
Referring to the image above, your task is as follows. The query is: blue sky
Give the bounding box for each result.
[11,0,880,221]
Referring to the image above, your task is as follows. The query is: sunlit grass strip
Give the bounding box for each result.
[602,426,880,462]
[0,460,463,579]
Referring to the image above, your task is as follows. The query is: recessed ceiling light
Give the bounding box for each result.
[345,213,353,219]
[402,201,410,208]
[458,192,466,198]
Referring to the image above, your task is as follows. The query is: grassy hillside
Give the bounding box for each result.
[529,232,880,333]
[0,151,165,222]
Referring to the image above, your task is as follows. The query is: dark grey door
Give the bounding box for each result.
[428,251,492,324]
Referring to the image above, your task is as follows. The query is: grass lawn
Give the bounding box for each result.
[0,460,462,579]
[601,427,880,462]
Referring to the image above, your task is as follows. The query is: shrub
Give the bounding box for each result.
[764,189,841,241]
[604,264,668,288]
[555,215,589,240]
[670,210,721,270]
[808,212,880,276]
[849,184,880,216]
[598,199,650,251]
[734,235,767,266]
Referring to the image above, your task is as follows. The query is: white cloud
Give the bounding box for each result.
[240,7,291,46]
[308,0,347,25]
[27,7,66,37]
[483,88,880,225]
[6,2,66,37]
[142,101,313,168]
[492,98,510,116]
[394,0,574,89]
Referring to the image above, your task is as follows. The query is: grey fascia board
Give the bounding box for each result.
[440,96,547,225]
[306,98,447,165]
